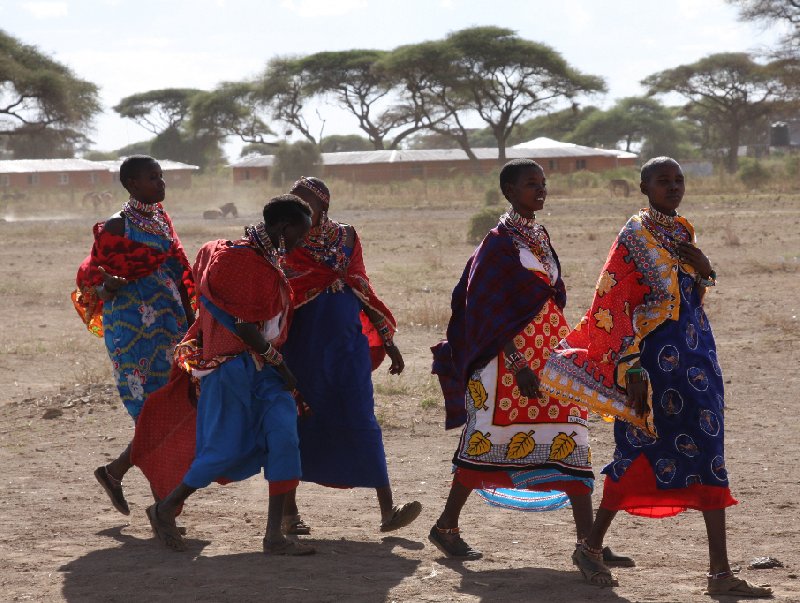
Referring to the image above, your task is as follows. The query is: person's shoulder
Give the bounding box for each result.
[101,212,124,236]
[339,223,356,247]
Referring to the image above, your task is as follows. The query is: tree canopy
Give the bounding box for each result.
[644,52,797,171]
[0,29,100,155]
[113,88,202,135]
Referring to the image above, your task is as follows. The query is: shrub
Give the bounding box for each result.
[484,187,501,206]
[468,207,503,244]
[738,158,770,190]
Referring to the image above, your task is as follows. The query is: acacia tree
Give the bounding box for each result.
[0,30,100,154]
[379,40,477,158]
[258,57,318,144]
[644,53,796,171]
[728,0,800,57]
[190,82,274,144]
[298,49,423,150]
[113,88,202,135]
[446,27,606,161]
[570,97,688,158]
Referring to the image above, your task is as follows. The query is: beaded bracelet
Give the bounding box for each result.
[505,351,528,375]
[260,343,283,367]
[625,366,649,382]
[695,269,717,287]
[373,316,393,343]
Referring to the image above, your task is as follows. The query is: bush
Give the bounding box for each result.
[468,207,504,244]
[484,187,501,206]
[738,158,770,190]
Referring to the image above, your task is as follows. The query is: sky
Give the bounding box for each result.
[0,0,787,158]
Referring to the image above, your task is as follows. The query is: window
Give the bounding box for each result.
[548,159,558,171]
[244,169,251,181]
[28,173,39,185]
[575,159,587,170]
[58,173,69,185]
[0,175,9,187]
[90,172,99,185]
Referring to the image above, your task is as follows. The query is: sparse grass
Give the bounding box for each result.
[420,397,439,410]
[722,223,741,247]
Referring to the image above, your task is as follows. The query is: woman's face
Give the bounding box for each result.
[292,188,325,226]
[641,162,684,214]
[282,215,313,252]
[505,166,547,216]
[125,161,166,204]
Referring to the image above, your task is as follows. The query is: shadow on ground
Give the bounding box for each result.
[59,527,422,602]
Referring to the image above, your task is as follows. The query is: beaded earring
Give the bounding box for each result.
[320,210,328,224]
[278,234,286,258]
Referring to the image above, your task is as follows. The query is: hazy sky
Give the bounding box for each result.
[0,0,786,157]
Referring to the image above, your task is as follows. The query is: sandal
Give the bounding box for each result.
[146,504,186,552]
[602,545,635,567]
[572,546,618,587]
[428,525,483,560]
[281,513,311,536]
[94,466,130,516]
[263,538,316,556]
[380,501,422,533]
[706,575,773,598]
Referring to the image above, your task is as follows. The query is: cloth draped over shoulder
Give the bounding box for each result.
[285,227,394,370]
[194,238,292,360]
[539,213,699,437]
[131,239,290,501]
[71,214,194,337]
[431,222,566,430]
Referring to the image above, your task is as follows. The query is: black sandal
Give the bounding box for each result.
[602,545,635,567]
[428,524,483,560]
[94,465,130,516]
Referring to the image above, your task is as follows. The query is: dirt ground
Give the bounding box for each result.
[1,190,798,602]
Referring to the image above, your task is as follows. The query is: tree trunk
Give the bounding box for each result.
[726,126,741,173]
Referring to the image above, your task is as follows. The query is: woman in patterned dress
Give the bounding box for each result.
[541,157,771,597]
[72,156,194,516]
[430,159,612,562]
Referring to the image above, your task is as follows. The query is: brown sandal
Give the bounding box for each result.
[428,524,483,560]
[380,501,422,533]
[706,575,772,598]
[146,504,186,552]
[281,513,311,535]
[263,538,316,556]
[602,545,635,567]
[572,546,618,587]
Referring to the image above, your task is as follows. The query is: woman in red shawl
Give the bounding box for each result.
[279,177,422,534]
[71,156,194,517]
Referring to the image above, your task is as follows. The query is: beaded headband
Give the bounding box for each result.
[292,177,330,208]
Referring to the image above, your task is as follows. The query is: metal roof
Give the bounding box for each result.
[229,142,632,169]
[0,158,109,174]
[0,157,200,174]
[98,159,200,172]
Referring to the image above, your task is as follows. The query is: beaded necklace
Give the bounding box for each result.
[639,207,690,258]
[303,218,349,272]
[501,208,557,277]
[244,222,282,270]
[121,197,172,240]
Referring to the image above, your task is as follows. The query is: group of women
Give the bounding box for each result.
[72,154,772,597]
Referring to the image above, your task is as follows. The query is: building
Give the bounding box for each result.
[98,159,200,189]
[0,158,113,190]
[0,157,200,191]
[228,137,637,185]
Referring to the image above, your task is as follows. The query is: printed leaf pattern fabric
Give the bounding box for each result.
[506,430,536,460]
[467,430,492,456]
[549,431,577,461]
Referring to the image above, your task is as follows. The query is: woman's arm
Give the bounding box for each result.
[234,322,297,390]
[503,340,540,399]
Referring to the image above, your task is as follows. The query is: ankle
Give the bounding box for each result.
[434,521,460,535]
[707,568,733,580]
[578,540,603,557]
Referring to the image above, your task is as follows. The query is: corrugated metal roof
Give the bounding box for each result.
[0,157,200,174]
[98,158,200,172]
[0,158,108,174]
[228,142,631,169]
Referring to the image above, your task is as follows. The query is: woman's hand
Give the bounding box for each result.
[676,242,712,279]
[385,344,405,375]
[625,375,649,416]
[516,367,541,399]
[96,266,128,300]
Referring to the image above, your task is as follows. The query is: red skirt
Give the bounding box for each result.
[600,455,738,518]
